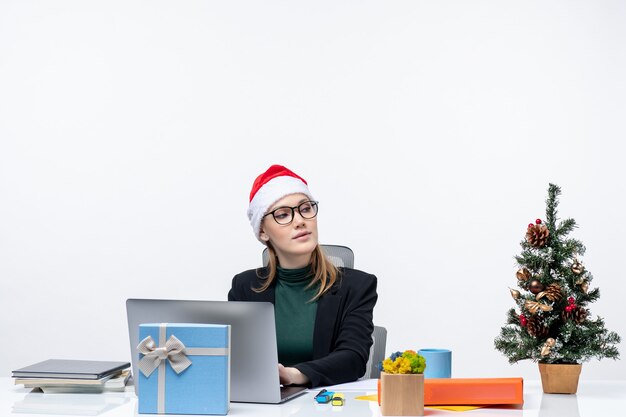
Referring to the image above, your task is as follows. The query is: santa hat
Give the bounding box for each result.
[247,165,315,242]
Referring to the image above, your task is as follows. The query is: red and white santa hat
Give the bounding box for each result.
[247,164,315,242]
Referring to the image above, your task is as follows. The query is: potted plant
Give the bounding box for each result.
[379,350,426,416]
[494,184,621,394]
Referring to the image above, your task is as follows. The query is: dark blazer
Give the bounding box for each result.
[228,267,378,387]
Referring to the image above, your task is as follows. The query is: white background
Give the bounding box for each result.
[1,0,625,381]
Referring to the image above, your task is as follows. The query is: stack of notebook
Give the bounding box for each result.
[12,359,131,393]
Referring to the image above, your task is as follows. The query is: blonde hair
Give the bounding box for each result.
[255,244,339,300]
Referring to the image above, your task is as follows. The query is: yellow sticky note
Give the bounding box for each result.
[427,405,486,412]
[355,393,487,412]
[355,394,378,401]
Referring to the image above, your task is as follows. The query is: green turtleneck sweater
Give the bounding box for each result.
[274,265,319,367]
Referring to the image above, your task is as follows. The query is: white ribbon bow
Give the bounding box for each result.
[137,335,192,377]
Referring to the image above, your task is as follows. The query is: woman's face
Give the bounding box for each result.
[259,193,319,268]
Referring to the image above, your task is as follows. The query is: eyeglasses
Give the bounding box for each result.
[263,201,319,225]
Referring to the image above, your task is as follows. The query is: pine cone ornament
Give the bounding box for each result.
[537,283,563,302]
[562,306,588,324]
[527,316,549,338]
[526,224,550,248]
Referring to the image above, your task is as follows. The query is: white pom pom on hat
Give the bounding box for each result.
[247,164,315,242]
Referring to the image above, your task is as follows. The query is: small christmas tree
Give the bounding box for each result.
[494,184,620,364]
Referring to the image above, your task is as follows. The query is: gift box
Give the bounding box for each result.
[423,377,524,405]
[377,377,524,407]
[137,323,230,415]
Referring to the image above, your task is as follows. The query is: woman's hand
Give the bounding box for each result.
[278,363,309,386]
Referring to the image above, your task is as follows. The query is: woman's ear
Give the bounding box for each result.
[259,229,270,242]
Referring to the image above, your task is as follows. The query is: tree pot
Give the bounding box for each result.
[380,372,424,416]
[538,363,582,394]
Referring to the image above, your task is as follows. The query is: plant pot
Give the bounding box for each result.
[538,363,582,394]
[380,372,424,416]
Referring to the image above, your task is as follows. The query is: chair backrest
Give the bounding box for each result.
[262,244,354,268]
[362,325,387,379]
[261,243,385,380]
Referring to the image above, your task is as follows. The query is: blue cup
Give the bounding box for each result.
[418,349,452,378]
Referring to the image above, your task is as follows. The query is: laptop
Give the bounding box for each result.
[125,298,308,404]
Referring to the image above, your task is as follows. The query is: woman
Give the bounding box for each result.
[228,164,378,388]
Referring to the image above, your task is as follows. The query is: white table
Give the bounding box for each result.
[3,377,625,416]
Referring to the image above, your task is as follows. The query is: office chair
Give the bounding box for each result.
[362,325,387,379]
[261,244,386,380]
[262,244,354,269]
